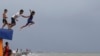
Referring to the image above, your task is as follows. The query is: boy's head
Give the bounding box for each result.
[5,42,8,46]
[20,9,24,14]
[31,11,35,15]
[4,9,8,13]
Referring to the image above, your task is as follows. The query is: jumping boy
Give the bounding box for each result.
[2,9,8,29]
[9,9,26,29]
[20,10,35,29]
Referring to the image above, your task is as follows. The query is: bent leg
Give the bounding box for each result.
[8,23,15,29]
[2,23,6,29]
[2,19,8,29]
[20,23,29,29]
[8,18,16,29]
[28,21,35,27]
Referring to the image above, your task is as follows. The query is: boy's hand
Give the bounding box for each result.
[29,9,32,13]
[6,17,8,18]
[16,19,18,21]
[29,9,31,11]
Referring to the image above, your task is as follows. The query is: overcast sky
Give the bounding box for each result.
[0,0,100,52]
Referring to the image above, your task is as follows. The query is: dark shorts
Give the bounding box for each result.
[3,19,7,24]
[11,17,16,25]
[26,19,34,25]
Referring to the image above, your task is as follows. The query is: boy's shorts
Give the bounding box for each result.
[11,17,16,25]
[3,19,7,24]
[26,19,34,25]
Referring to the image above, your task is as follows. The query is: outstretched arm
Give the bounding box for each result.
[21,15,29,18]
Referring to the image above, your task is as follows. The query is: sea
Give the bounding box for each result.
[19,53,100,56]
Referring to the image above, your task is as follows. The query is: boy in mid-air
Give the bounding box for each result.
[9,9,26,29]
[20,10,35,29]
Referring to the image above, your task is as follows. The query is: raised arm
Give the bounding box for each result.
[29,9,32,13]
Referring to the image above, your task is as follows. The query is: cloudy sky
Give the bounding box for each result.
[0,0,100,52]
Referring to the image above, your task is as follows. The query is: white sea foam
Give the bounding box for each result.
[19,53,100,56]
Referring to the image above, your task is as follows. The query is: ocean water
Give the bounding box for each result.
[22,53,100,56]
